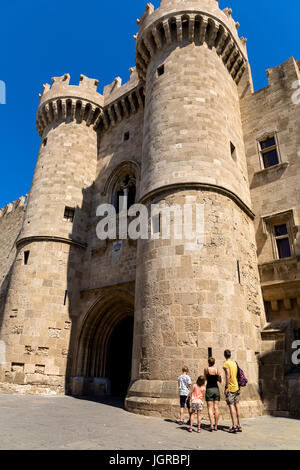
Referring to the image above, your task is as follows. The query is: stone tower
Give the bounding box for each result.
[2,0,298,418]
[0,74,103,393]
[126,0,266,417]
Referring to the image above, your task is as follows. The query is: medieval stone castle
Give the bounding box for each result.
[0,0,299,418]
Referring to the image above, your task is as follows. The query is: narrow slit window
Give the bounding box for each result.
[259,134,280,169]
[157,65,165,77]
[237,260,241,284]
[208,347,213,359]
[230,142,237,161]
[24,251,30,265]
[124,132,130,142]
[43,138,47,147]
[64,207,75,222]
[64,290,68,306]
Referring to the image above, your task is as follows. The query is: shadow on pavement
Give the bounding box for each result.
[164,418,230,433]
[70,395,125,410]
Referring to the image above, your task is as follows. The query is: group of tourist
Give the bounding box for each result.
[178,350,242,434]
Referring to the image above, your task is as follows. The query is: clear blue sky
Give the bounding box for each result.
[0,0,299,209]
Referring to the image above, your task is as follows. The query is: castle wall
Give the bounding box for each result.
[240,57,300,416]
[0,198,26,293]
[80,109,144,292]
[0,200,26,329]
[240,58,300,323]
[93,109,144,213]
[65,109,145,385]
[240,57,300,265]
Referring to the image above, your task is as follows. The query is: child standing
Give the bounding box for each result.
[187,376,206,433]
[177,366,192,425]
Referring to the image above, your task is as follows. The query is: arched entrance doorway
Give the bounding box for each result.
[72,289,134,398]
[106,316,134,396]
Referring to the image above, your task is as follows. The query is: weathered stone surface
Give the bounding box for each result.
[0,0,298,420]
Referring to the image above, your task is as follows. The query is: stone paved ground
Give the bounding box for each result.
[0,395,299,450]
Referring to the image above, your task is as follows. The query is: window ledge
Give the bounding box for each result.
[259,255,300,268]
[254,161,288,177]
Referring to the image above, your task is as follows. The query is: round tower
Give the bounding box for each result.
[126,0,266,418]
[0,74,103,394]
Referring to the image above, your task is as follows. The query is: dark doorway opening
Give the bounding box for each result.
[106,316,134,396]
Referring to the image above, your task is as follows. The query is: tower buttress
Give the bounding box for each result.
[0,75,103,394]
[127,0,266,418]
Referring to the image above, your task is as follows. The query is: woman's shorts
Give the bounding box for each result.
[191,403,203,411]
[206,387,221,402]
[180,396,191,408]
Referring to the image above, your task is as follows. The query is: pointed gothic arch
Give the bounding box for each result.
[72,288,134,396]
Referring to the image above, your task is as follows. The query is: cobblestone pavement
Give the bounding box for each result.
[0,395,299,450]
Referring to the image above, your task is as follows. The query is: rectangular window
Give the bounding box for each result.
[259,134,279,169]
[208,347,213,359]
[157,65,165,77]
[274,224,292,259]
[24,251,30,265]
[263,210,295,261]
[124,132,130,142]
[64,207,75,222]
[152,213,161,235]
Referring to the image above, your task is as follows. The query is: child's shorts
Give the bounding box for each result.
[191,403,203,411]
[180,396,191,408]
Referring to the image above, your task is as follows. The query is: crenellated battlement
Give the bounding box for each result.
[135,1,247,84]
[36,74,104,137]
[101,69,145,130]
[241,56,300,100]
[36,71,145,136]
[265,56,300,89]
[39,73,101,101]
[0,195,27,218]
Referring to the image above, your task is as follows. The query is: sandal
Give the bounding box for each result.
[209,427,214,432]
[214,426,218,431]
[228,427,238,433]
[236,426,242,432]
[178,421,184,425]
